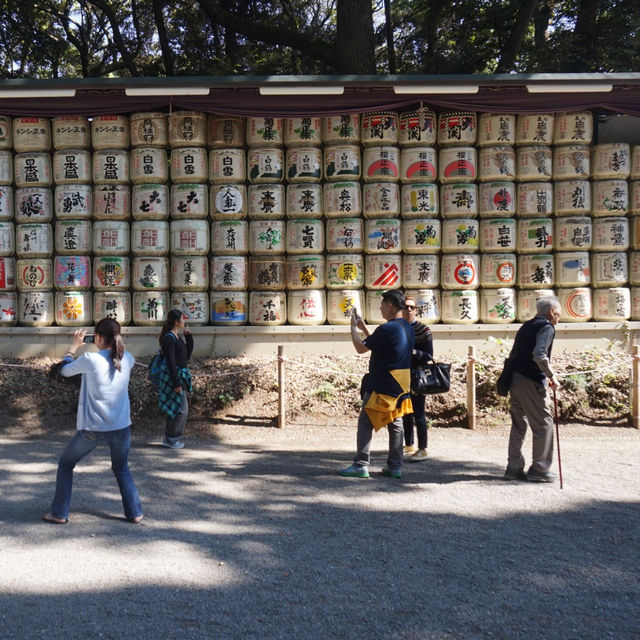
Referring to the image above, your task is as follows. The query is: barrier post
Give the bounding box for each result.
[632,344,640,429]
[278,345,286,429]
[467,345,476,430]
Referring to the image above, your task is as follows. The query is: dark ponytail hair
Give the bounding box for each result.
[159,309,183,346]
[94,317,125,371]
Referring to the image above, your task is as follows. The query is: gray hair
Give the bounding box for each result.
[536,295,561,316]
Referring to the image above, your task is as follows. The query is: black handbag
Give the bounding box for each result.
[411,361,451,395]
[496,356,515,396]
[47,361,82,390]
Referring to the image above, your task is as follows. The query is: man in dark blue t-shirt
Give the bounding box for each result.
[338,289,414,479]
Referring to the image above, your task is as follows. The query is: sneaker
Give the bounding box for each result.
[403,445,417,456]
[338,464,369,478]
[527,468,557,483]
[161,439,185,450]
[381,465,402,479]
[407,449,428,463]
[503,468,527,481]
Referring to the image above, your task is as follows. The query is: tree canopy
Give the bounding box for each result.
[0,0,638,79]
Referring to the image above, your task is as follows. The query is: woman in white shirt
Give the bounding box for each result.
[43,318,143,524]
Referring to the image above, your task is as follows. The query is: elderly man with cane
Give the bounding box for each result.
[503,295,562,483]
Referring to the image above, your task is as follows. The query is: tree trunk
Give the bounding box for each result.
[384,0,396,74]
[335,0,376,74]
[496,0,540,73]
[567,0,599,72]
[152,0,174,76]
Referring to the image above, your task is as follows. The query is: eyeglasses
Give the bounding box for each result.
[405,305,416,310]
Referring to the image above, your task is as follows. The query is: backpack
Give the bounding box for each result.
[148,332,176,386]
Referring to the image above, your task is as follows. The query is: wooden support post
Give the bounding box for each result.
[632,344,640,429]
[467,345,476,430]
[277,345,286,429]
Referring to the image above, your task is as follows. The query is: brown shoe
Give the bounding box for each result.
[42,512,68,524]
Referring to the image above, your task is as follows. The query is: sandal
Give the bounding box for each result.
[127,515,143,524]
[42,512,68,525]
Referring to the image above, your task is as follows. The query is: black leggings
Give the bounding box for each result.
[403,393,428,450]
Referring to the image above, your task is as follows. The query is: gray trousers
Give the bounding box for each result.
[164,389,188,441]
[354,392,404,470]
[507,372,554,473]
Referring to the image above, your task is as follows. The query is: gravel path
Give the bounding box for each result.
[1,421,639,639]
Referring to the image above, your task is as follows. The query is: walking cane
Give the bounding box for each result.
[553,388,563,489]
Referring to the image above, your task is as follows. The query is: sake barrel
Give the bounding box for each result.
[19,290,54,326]
[554,252,590,287]
[516,146,552,181]
[592,287,630,320]
[478,146,516,182]
[480,253,516,288]
[517,182,553,217]
[0,185,12,221]
[631,181,640,215]
[479,182,516,218]
[247,148,284,183]
[91,115,129,150]
[130,112,168,148]
[246,117,284,147]
[132,290,170,325]
[170,219,209,256]
[170,184,208,219]
[362,146,399,183]
[130,147,168,185]
[0,150,12,185]
[171,255,209,291]
[53,256,90,291]
[400,147,437,183]
[401,183,438,218]
[210,290,248,325]
[284,117,322,147]
[92,220,129,256]
[286,147,322,184]
[207,116,245,148]
[14,152,52,188]
[248,183,286,219]
[479,288,516,323]
[93,256,130,291]
[324,145,361,182]
[399,108,437,147]
[554,180,591,216]
[170,147,207,184]
[361,111,398,146]
[517,218,553,253]
[632,147,640,181]
[288,289,326,325]
[324,182,361,218]
[516,289,554,322]
[16,223,52,257]
[286,255,325,290]
[591,143,630,179]
[479,218,516,252]
[168,111,206,148]
[516,114,554,145]
[592,217,629,251]
[364,218,401,254]
[441,290,479,324]
[55,290,92,326]
[286,183,323,218]
[15,187,53,223]
[322,115,360,145]
[553,111,593,146]
[364,289,386,325]
[327,218,364,253]
[210,255,248,290]
[132,256,170,290]
[402,254,439,289]
[326,289,365,325]
[591,252,628,288]
[132,184,169,220]
[55,184,92,219]
[552,145,590,180]
[249,256,286,290]
[0,291,17,325]
[170,291,209,325]
[17,258,53,291]
[440,183,478,218]
[93,184,131,220]
[404,288,441,323]
[477,114,516,147]
[517,254,554,289]
[0,221,15,256]
[0,115,12,150]
[554,216,592,250]
[402,218,441,254]
[557,287,592,322]
[442,218,480,253]
[211,219,248,255]
[131,220,169,256]
[440,254,479,290]
[209,148,246,184]
[633,287,640,320]
[55,219,92,255]
[13,117,51,152]
[439,147,477,183]
[249,219,285,254]
[325,254,364,289]
[0,256,16,290]
[210,184,247,219]
[248,291,286,325]
[286,218,324,254]
[592,180,628,216]
[437,112,477,146]
[629,251,640,285]
[53,149,91,185]
[632,216,640,250]
[365,254,402,289]
[94,291,132,325]
[363,182,399,217]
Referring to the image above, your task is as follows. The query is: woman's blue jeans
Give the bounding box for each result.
[50,426,143,521]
